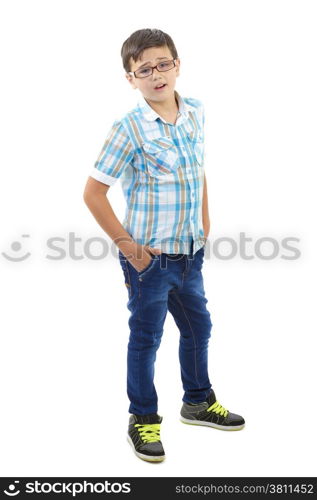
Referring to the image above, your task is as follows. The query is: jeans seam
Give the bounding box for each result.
[181,255,188,286]
[173,291,201,390]
[125,262,132,297]
[137,350,140,404]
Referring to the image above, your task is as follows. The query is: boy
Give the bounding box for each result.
[83,28,245,463]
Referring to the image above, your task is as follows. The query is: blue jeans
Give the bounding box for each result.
[118,242,213,415]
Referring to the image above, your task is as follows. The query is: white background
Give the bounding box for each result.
[1,0,316,477]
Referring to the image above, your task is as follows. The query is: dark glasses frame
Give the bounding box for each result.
[128,59,177,79]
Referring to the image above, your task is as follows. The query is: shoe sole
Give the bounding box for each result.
[127,434,165,462]
[180,416,245,431]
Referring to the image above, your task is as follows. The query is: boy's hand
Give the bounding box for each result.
[128,244,162,273]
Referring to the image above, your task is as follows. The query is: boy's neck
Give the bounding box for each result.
[144,91,179,124]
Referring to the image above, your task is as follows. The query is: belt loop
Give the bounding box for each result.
[161,252,167,270]
[189,238,194,262]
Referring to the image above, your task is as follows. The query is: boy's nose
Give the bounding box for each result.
[152,66,162,77]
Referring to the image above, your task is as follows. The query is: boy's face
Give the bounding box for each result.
[125,45,180,103]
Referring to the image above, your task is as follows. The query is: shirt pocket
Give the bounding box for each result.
[142,136,180,177]
[187,131,204,166]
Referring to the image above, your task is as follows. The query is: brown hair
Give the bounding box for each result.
[121,28,179,74]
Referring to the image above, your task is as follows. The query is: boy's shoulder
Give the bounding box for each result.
[114,94,204,124]
[107,96,205,150]
[183,96,205,121]
[183,96,204,110]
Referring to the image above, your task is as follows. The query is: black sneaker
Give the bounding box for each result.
[127,413,165,462]
[180,389,245,431]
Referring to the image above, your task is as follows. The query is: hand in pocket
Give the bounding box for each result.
[128,244,162,273]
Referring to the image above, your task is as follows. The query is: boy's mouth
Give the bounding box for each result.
[154,83,167,91]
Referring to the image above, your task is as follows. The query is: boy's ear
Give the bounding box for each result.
[125,73,137,89]
[175,58,180,76]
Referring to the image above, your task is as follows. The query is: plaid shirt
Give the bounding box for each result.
[90,90,206,255]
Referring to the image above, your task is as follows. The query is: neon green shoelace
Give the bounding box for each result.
[135,423,161,443]
[207,400,229,417]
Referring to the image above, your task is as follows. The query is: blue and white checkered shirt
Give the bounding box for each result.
[89,90,206,255]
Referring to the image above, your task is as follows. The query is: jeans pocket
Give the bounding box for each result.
[138,254,158,280]
[193,246,205,271]
[118,252,132,296]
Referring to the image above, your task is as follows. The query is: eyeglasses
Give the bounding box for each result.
[128,59,177,79]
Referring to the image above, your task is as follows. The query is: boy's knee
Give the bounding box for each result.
[128,329,163,349]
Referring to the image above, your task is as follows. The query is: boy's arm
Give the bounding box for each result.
[202,173,210,240]
[83,177,159,270]
[83,176,137,257]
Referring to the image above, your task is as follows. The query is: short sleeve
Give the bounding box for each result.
[89,120,134,186]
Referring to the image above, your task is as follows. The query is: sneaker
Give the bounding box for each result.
[127,413,165,462]
[180,389,245,431]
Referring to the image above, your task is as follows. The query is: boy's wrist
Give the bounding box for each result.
[203,220,210,239]
[117,239,138,259]
[117,239,153,263]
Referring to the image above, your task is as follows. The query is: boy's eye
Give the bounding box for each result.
[139,68,151,75]
[158,62,169,69]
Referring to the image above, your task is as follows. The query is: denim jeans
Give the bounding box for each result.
[118,242,213,415]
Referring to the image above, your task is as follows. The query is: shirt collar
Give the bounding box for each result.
[137,90,196,124]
